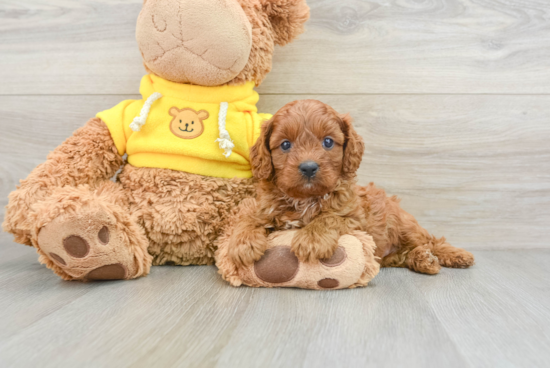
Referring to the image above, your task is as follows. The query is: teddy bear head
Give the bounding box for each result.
[137,0,310,87]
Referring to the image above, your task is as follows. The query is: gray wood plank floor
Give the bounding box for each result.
[1,234,549,368]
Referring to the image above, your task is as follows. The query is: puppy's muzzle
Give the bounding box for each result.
[299,161,319,179]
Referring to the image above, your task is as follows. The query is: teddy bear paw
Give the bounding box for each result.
[37,209,141,281]
[238,230,380,290]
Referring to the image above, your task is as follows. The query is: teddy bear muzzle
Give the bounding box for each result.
[137,0,253,86]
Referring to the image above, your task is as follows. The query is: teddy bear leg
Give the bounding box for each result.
[217,229,380,290]
[30,182,152,281]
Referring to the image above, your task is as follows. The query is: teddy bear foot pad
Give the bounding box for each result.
[254,245,349,289]
[219,230,380,290]
[37,209,139,281]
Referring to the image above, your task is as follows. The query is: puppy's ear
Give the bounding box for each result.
[340,113,365,176]
[250,117,275,180]
[261,0,310,46]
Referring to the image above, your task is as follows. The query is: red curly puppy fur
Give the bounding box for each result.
[228,100,475,274]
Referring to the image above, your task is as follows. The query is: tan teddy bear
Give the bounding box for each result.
[2,0,310,281]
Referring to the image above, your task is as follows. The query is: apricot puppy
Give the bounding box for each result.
[227,99,474,275]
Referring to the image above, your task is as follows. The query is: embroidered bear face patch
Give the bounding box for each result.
[169,107,209,139]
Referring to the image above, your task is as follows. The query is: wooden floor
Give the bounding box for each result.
[1,233,549,368]
[1,0,550,366]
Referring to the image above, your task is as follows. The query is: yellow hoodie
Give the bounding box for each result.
[96,75,272,179]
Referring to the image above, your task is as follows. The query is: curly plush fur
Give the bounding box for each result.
[226,100,475,275]
[227,0,310,86]
[119,164,255,266]
[3,118,123,247]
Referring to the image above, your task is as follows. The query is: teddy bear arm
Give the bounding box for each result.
[2,118,123,246]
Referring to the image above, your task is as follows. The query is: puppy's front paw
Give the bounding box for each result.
[291,229,339,263]
[228,231,269,268]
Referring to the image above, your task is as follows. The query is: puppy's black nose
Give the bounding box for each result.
[299,161,319,178]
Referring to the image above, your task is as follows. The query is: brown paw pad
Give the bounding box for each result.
[254,246,299,284]
[320,246,347,267]
[49,253,66,266]
[63,235,90,258]
[86,263,127,281]
[98,226,110,245]
[318,278,339,289]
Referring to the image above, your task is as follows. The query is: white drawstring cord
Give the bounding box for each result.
[130,92,163,132]
[215,102,234,158]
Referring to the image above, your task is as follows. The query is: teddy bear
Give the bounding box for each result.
[2,0,310,281]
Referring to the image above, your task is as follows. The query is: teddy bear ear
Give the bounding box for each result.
[169,107,180,117]
[261,0,310,46]
[198,110,210,120]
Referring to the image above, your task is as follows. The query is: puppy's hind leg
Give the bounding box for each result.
[405,245,442,275]
[391,205,443,275]
[395,206,474,273]
[432,242,475,269]
[380,245,441,275]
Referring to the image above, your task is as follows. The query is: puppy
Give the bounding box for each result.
[228,100,474,274]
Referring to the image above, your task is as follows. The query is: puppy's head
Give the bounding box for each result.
[251,100,364,199]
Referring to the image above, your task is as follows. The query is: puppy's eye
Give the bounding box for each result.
[280,140,292,152]
[322,137,335,150]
